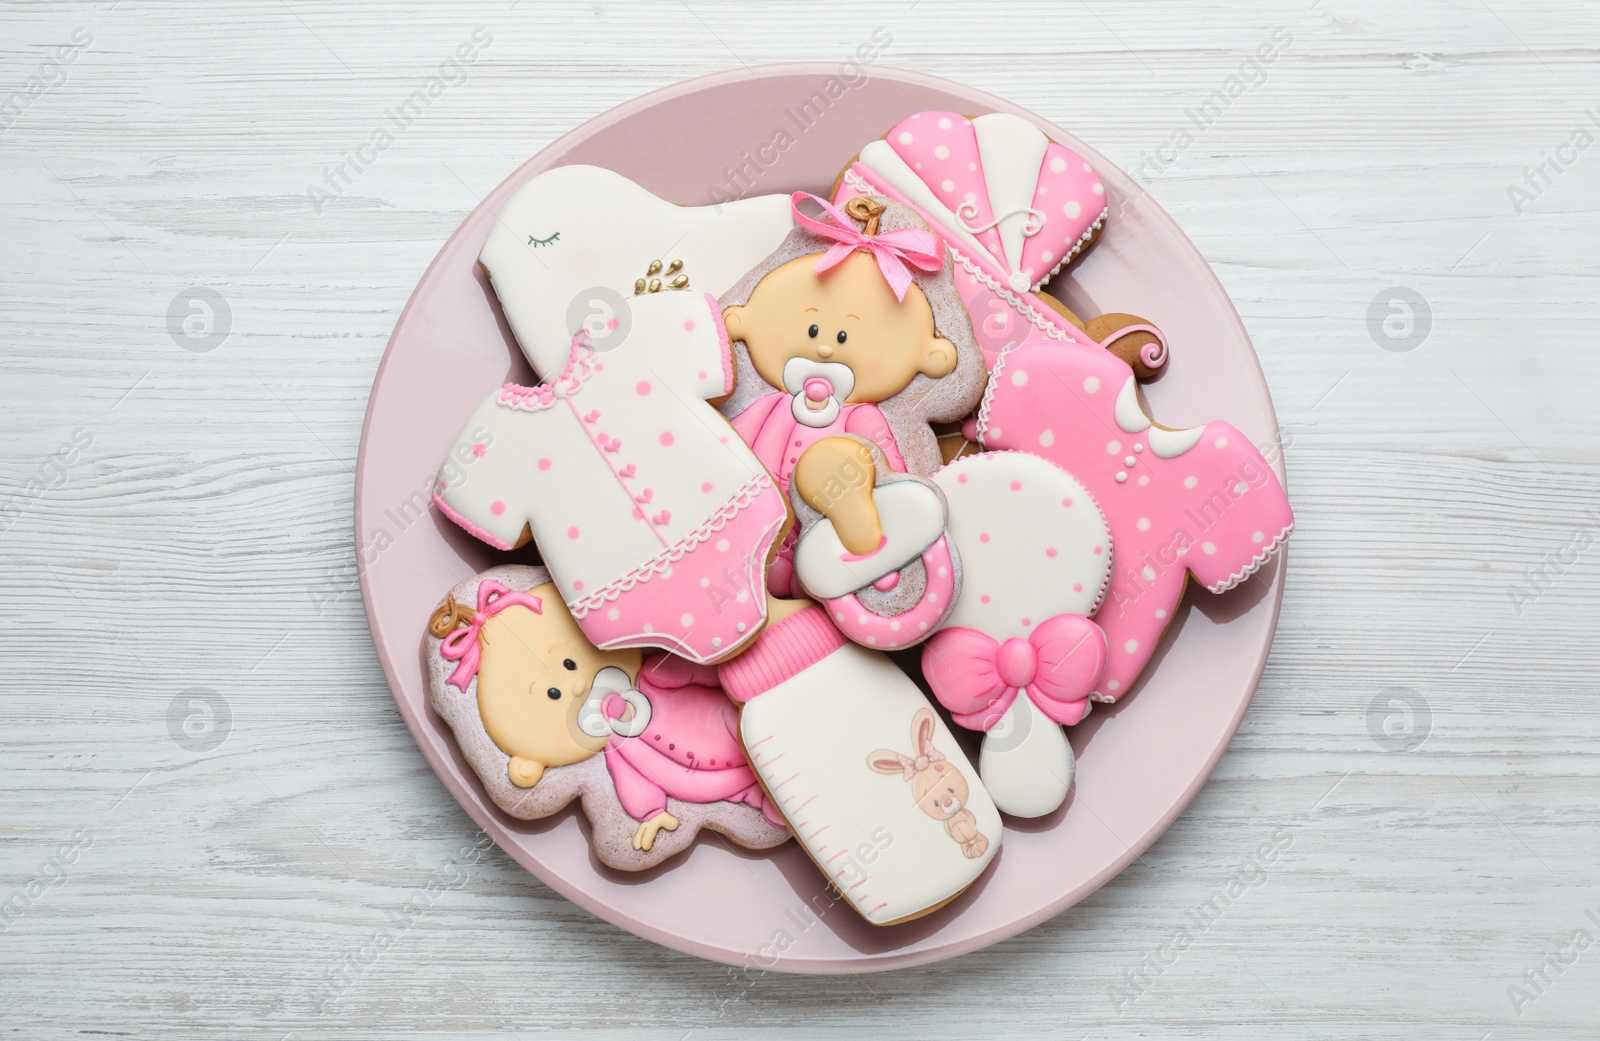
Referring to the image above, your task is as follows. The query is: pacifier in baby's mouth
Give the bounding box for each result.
[577,666,653,739]
[783,357,856,429]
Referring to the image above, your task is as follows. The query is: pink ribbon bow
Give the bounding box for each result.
[438,580,543,692]
[892,746,947,781]
[922,614,1108,732]
[790,192,945,302]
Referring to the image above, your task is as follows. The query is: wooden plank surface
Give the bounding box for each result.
[2,0,1597,1037]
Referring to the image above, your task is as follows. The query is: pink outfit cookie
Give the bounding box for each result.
[424,565,787,871]
[434,291,786,664]
[838,110,1292,700]
[975,343,1294,701]
[606,655,784,829]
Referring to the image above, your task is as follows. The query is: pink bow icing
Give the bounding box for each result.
[893,746,946,781]
[438,580,543,692]
[790,192,945,302]
[922,614,1108,732]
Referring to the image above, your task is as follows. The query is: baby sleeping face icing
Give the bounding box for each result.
[471,583,645,789]
[724,249,958,424]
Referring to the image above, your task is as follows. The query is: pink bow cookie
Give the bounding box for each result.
[922,613,1107,732]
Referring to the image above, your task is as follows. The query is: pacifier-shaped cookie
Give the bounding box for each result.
[790,435,959,650]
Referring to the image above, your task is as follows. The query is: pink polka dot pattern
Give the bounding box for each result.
[871,110,1107,290]
[471,442,487,458]
[659,431,674,447]
[567,526,580,539]
[537,457,552,471]
[489,501,505,516]
[636,380,652,396]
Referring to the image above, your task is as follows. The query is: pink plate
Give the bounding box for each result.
[356,64,1287,973]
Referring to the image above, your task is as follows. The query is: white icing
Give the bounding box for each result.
[979,696,1074,819]
[1147,423,1206,458]
[794,480,948,599]
[1114,375,1151,433]
[971,113,1050,285]
[782,356,855,430]
[437,293,769,606]
[478,165,793,379]
[576,666,652,739]
[739,644,1001,924]
[931,452,1112,637]
[857,140,997,268]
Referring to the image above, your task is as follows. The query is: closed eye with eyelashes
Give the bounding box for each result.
[527,231,560,247]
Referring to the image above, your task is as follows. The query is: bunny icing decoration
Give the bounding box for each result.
[868,709,990,859]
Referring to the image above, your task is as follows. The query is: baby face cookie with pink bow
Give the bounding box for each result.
[720,193,985,484]
[920,451,1113,818]
[425,565,788,871]
[718,193,983,615]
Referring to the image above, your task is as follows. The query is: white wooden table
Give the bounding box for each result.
[3,1,1597,1037]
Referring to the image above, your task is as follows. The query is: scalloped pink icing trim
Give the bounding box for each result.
[566,470,777,618]
[1206,522,1293,594]
[432,491,515,551]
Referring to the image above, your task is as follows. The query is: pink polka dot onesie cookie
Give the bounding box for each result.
[974,342,1293,701]
[433,291,789,665]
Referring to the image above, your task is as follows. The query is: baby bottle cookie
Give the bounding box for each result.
[719,605,1002,925]
[424,565,788,872]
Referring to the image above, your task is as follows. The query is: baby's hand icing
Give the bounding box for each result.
[793,437,883,555]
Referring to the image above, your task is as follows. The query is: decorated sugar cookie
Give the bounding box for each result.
[719,192,985,597]
[921,451,1113,817]
[975,341,1294,701]
[479,164,794,379]
[789,435,960,651]
[719,604,1002,925]
[833,110,1109,367]
[425,566,787,872]
[433,291,788,665]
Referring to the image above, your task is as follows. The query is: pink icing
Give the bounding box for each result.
[435,580,544,691]
[921,612,1105,731]
[432,492,514,551]
[603,654,783,828]
[822,537,957,652]
[860,112,1105,296]
[977,342,1294,701]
